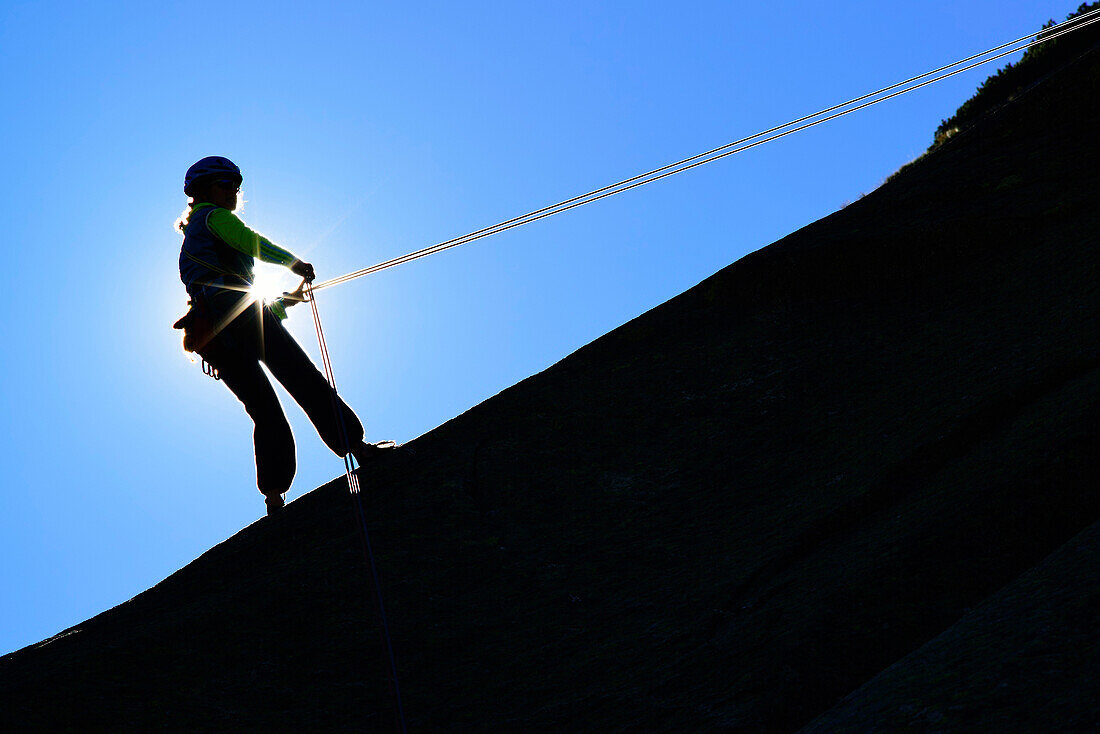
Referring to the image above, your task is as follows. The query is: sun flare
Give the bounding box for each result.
[250,265,291,304]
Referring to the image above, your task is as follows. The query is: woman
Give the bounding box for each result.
[177,156,381,516]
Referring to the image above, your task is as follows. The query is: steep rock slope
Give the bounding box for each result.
[2,41,1098,734]
[801,517,1100,733]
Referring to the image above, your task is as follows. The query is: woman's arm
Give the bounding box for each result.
[206,208,300,267]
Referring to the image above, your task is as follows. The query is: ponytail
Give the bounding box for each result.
[175,204,193,234]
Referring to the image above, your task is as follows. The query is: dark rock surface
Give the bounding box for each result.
[800,518,1100,733]
[2,41,1098,734]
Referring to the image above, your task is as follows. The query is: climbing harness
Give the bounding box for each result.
[175,245,257,378]
[310,6,1100,293]
[304,280,409,734]
[173,290,260,381]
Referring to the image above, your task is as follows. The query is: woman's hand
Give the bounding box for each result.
[291,260,316,282]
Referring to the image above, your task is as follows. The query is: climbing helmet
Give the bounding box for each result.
[184,156,242,196]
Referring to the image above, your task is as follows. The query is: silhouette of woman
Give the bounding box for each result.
[176,156,382,515]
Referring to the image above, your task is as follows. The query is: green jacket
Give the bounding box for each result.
[181,203,300,319]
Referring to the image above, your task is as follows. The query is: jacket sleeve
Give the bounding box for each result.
[206,208,295,321]
[205,208,299,267]
[268,299,289,320]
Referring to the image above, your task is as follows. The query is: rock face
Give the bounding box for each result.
[800,519,1100,733]
[3,44,1099,734]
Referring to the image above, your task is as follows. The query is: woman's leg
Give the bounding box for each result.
[205,338,297,497]
[258,310,365,457]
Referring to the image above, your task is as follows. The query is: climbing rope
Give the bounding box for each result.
[311,7,1100,293]
[305,282,409,734]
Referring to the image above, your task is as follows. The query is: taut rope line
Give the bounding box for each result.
[312,8,1100,292]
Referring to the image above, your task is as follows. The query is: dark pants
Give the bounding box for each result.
[199,297,364,497]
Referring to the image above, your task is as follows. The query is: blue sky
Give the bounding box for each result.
[0,0,1066,655]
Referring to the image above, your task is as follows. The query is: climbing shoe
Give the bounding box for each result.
[350,440,397,466]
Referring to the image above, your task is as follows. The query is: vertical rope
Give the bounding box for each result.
[305,283,408,734]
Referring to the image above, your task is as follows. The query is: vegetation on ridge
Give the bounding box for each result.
[932,2,1100,147]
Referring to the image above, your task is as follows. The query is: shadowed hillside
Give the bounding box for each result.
[2,35,1099,734]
